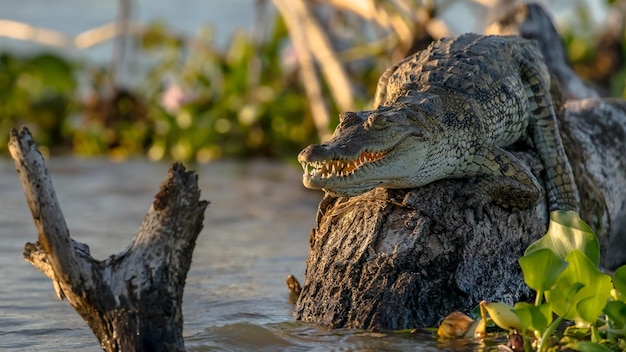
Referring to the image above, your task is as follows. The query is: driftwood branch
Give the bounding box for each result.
[0,19,154,50]
[294,3,626,329]
[273,0,332,141]
[9,127,208,351]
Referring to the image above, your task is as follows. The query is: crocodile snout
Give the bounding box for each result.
[297,143,332,163]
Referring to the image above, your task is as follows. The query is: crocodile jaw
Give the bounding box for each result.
[299,138,429,196]
[298,103,433,196]
[300,150,390,196]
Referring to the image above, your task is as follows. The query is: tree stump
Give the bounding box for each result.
[294,3,626,329]
[9,127,208,351]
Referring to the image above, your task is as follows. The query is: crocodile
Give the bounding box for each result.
[298,33,579,214]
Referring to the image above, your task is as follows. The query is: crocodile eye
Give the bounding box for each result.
[339,112,359,124]
[366,114,388,130]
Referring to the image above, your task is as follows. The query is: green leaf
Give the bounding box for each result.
[481,301,523,331]
[603,300,626,327]
[577,295,608,324]
[514,302,552,333]
[518,248,569,292]
[566,341,614,352]
[545,250,612,321]
[613,265,626,298]
[525,210,600,266]
[590,324,601,343]
[513,302,532,331]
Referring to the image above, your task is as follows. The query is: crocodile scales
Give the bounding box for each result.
[298,33,579,213]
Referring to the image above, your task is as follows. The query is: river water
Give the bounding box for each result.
[0,158,496,351]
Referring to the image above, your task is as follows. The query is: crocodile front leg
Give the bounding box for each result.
[464,145,542,214]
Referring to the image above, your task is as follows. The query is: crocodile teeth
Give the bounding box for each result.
[303,150,389,179]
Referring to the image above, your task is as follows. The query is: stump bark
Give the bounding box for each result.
[294,3,626,329]
[9,127,208,351]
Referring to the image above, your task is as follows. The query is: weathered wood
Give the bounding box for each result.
[9,127,208,351]
[559,98,626,270]
[294,3,626,329]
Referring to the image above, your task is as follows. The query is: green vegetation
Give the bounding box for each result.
[0,18,329,161]
[121,20,321,161]
[480,211,626,351]
[0,53,77,155]
[0,2,623,162]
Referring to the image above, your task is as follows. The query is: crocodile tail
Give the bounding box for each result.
[519,45,580,212]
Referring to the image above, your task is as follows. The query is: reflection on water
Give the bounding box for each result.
[0,158,481,351]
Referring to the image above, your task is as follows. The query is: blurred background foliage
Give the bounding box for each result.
[0,0,624,162]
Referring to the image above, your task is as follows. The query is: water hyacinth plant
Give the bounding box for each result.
[478,211,626,351]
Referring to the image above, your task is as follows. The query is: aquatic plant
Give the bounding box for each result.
[477,211,626,351]
[0,52,78,156]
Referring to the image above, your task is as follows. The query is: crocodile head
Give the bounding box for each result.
[298,94,441,197]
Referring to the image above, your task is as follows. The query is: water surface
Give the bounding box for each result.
[0,158,489,351]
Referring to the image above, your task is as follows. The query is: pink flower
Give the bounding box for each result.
[160,84,186,113]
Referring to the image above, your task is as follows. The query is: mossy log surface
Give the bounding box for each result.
[294,3,626,329]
